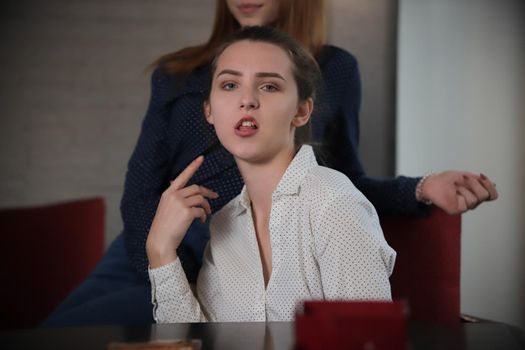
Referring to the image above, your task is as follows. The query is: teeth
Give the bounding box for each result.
[241,121,255,127]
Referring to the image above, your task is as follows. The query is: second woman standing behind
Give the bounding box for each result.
[124,0,497,284]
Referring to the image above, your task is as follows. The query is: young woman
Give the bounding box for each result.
[43,0,497,327]
[146,26,395,322]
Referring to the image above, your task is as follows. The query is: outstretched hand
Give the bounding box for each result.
[146,156,219,268]
[421,171,498,215]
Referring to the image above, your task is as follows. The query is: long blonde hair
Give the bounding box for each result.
[155,0,325,74]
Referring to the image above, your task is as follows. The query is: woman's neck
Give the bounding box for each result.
[236,147,295,214]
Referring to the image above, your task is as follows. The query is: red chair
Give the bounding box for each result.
[380,208,461,323]
[0,197,105,329]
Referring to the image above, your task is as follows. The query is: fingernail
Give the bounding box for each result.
[480,173,487,180]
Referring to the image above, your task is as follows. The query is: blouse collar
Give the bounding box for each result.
[234,145,318,216]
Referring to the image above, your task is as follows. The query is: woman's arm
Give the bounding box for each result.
[149,259,208,323]
[146,156,217,267]
[313,189,395,300]
[417,171,498,214]
[149,242,220,323]
[319,47,497,216]
[120,68,184,280]
[318,47,427,217]
[147,156,218,323]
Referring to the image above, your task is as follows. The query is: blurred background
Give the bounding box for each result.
[0,0,523,329]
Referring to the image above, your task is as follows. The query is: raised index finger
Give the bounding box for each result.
[170,156,204,190]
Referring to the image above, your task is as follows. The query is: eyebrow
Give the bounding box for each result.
[216,69,286,81]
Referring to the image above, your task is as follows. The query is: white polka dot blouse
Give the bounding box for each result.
[148,145,396,323]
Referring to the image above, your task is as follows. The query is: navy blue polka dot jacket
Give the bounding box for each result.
[121,45,427,282]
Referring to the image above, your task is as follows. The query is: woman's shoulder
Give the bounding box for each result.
[148,66,183,100]
[148,63,209,104]
[317,45,360,91]
[303,166,379,226]
[150,65,190,91]
[318,45,358,70]
[303,164,360,202]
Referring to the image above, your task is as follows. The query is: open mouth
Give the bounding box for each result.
[236,117,259,130]
[235,116,259,137]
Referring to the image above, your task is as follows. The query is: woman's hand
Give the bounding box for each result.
[421,171,498,215]
[146,156,219,268]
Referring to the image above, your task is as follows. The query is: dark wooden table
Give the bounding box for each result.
[2,321,524,350]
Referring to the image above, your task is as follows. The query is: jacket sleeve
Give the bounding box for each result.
[319,47,431,217]
[120,68,180,281]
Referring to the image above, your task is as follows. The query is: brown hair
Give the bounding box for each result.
[155,0,325,74]
[208,26,321,102]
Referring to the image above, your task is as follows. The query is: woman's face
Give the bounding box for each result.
[226,0,280,27]
[205,40,311,164]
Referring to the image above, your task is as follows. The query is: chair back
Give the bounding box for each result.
[380,208,461,323]
[0,197,105,329]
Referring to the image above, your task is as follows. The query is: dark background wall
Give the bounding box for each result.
[0,0,397,245]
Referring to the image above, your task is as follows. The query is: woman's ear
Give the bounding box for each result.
[292,98,313,127]
[204,100,214,125]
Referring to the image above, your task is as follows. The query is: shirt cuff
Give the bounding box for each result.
[148,259,192,304]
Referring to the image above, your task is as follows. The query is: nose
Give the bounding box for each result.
[239,89,260,110]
